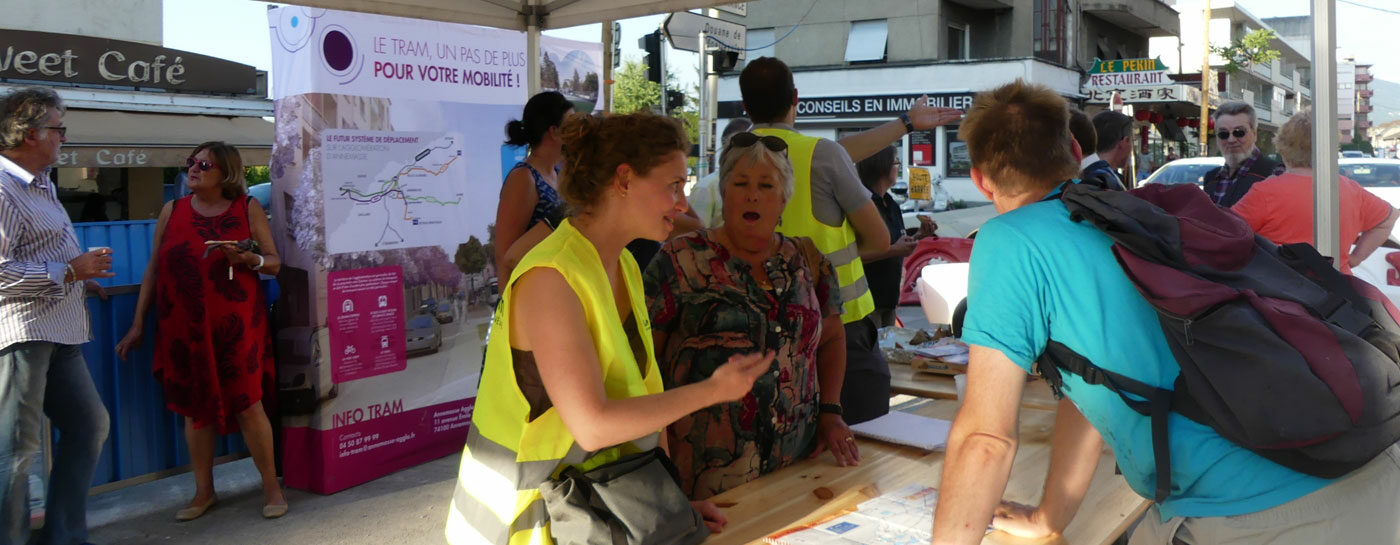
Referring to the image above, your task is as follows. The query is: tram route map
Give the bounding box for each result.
[322,129,469,254]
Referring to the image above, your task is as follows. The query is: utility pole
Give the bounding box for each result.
[705,8,722,176]
[1199,0,1211,156]
[698,29,710,176]
[660,28,667,115]
[603,21,617,112]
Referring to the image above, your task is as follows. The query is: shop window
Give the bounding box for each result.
[1033,0,1067,65]
[946,127,971,178]
[747,28,777,60]
[845,20,888,64]
[58,167,130,223]
[947,24,969,61]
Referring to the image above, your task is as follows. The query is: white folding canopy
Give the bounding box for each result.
[299,0,1350,265]
[287,0,735,30]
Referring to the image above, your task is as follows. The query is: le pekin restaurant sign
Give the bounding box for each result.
[1085,57,1172,89]
[0,30,259,95]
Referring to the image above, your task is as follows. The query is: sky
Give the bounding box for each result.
[164,0,1396,100]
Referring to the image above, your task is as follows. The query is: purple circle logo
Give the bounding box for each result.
[322,30,353,71]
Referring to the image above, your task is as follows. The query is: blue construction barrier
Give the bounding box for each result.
[71,220,252,487]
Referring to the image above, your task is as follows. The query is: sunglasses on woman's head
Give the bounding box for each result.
[186,157,216,172]
[1216,128,1249,141]
[728,132,788,153]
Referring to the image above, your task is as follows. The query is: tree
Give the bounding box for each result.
[541,53,561,91]
[583,72,599,99]
[613,60,699,149]
[1341,133,1375,155]
[1211,29,1281,74]
[455,236,487,302]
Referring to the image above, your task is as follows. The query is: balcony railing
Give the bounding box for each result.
[1360,89,1375,98]
[1358,73,1374,83]
[1359,104,1373,113]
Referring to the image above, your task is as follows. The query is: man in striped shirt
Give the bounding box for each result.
[0,87,113,545]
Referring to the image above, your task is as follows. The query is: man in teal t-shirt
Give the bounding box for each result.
[928,81,1400,545]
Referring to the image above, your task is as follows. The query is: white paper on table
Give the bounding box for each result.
[849,411,952,451]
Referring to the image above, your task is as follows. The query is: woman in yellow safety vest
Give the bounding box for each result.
[445,111,775,545]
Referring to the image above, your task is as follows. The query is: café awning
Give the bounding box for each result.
[57,110,273,168]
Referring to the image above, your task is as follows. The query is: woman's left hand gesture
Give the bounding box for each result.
[811,413,861,467]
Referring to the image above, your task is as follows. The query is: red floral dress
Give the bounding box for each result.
[153,196,272,433]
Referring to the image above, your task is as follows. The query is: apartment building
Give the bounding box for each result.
[1148,2,1313,156]
[715,0,1181,202]
[1355,62,1374,141]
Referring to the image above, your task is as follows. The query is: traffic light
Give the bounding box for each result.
[665,90,685,113]
[710,51,739,74]
[639,31,662,84]
[611,22,622,69]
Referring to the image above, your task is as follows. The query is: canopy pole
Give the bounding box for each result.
[1312,0,1340,264]
[526,0,541,95]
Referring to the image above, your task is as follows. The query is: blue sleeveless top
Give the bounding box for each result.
[512,161,564,229]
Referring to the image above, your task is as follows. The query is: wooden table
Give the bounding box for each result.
[704,397,1149,545]
[889,363,1060,411]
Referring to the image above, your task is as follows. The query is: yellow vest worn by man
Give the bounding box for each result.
[753,127,876,324]
[445,219,663,545]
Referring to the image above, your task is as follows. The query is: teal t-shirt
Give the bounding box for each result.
[960,187,1329,520]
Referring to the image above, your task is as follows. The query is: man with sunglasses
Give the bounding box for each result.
[0,87,112,545]
[738,57,961,425]
[1203,101,1284,207]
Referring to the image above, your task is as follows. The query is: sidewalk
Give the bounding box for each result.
[86,455,459,545]
[86,305,935,545]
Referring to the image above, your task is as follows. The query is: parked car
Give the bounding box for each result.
[1340,158,1400,208]
[1141,157,1225,187]
[434,301,454,323]
[406,313,443,357]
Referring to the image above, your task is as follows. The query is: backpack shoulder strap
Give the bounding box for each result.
[1038,340,1175,502]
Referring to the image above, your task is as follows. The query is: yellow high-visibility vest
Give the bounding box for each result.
[445,219,662,545]
[754,127,876,323]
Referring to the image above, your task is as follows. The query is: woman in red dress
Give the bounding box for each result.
[115,141,288,520]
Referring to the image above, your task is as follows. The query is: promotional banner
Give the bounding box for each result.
[267,6,527,494]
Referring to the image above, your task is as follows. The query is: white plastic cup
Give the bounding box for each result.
[955,373,968,401]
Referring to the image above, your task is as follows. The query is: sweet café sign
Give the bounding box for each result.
[0,29,259,94]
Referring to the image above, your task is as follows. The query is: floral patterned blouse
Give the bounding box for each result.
[644,230,841,500]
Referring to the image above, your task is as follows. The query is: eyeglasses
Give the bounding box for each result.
[42,126,66,138]
[728,132,788,153]
[1216,128,1249,141]
[186,157,216,172]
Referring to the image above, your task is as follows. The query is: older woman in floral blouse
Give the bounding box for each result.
[644,132,859,500]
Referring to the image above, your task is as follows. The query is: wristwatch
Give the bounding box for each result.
[899,112,916,134]
[819,403,844,416]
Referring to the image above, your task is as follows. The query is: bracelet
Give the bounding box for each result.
[65,263,77,283]
[819,402,844,416]
[899,112,916,134]
[249,254,266,271]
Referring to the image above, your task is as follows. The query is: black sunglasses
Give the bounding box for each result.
[42,126,66,137]
[1216,128,1249,141]
[728,132,788,153]
[186,157,216,172]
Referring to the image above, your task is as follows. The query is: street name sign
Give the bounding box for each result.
[663,11,746,59]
